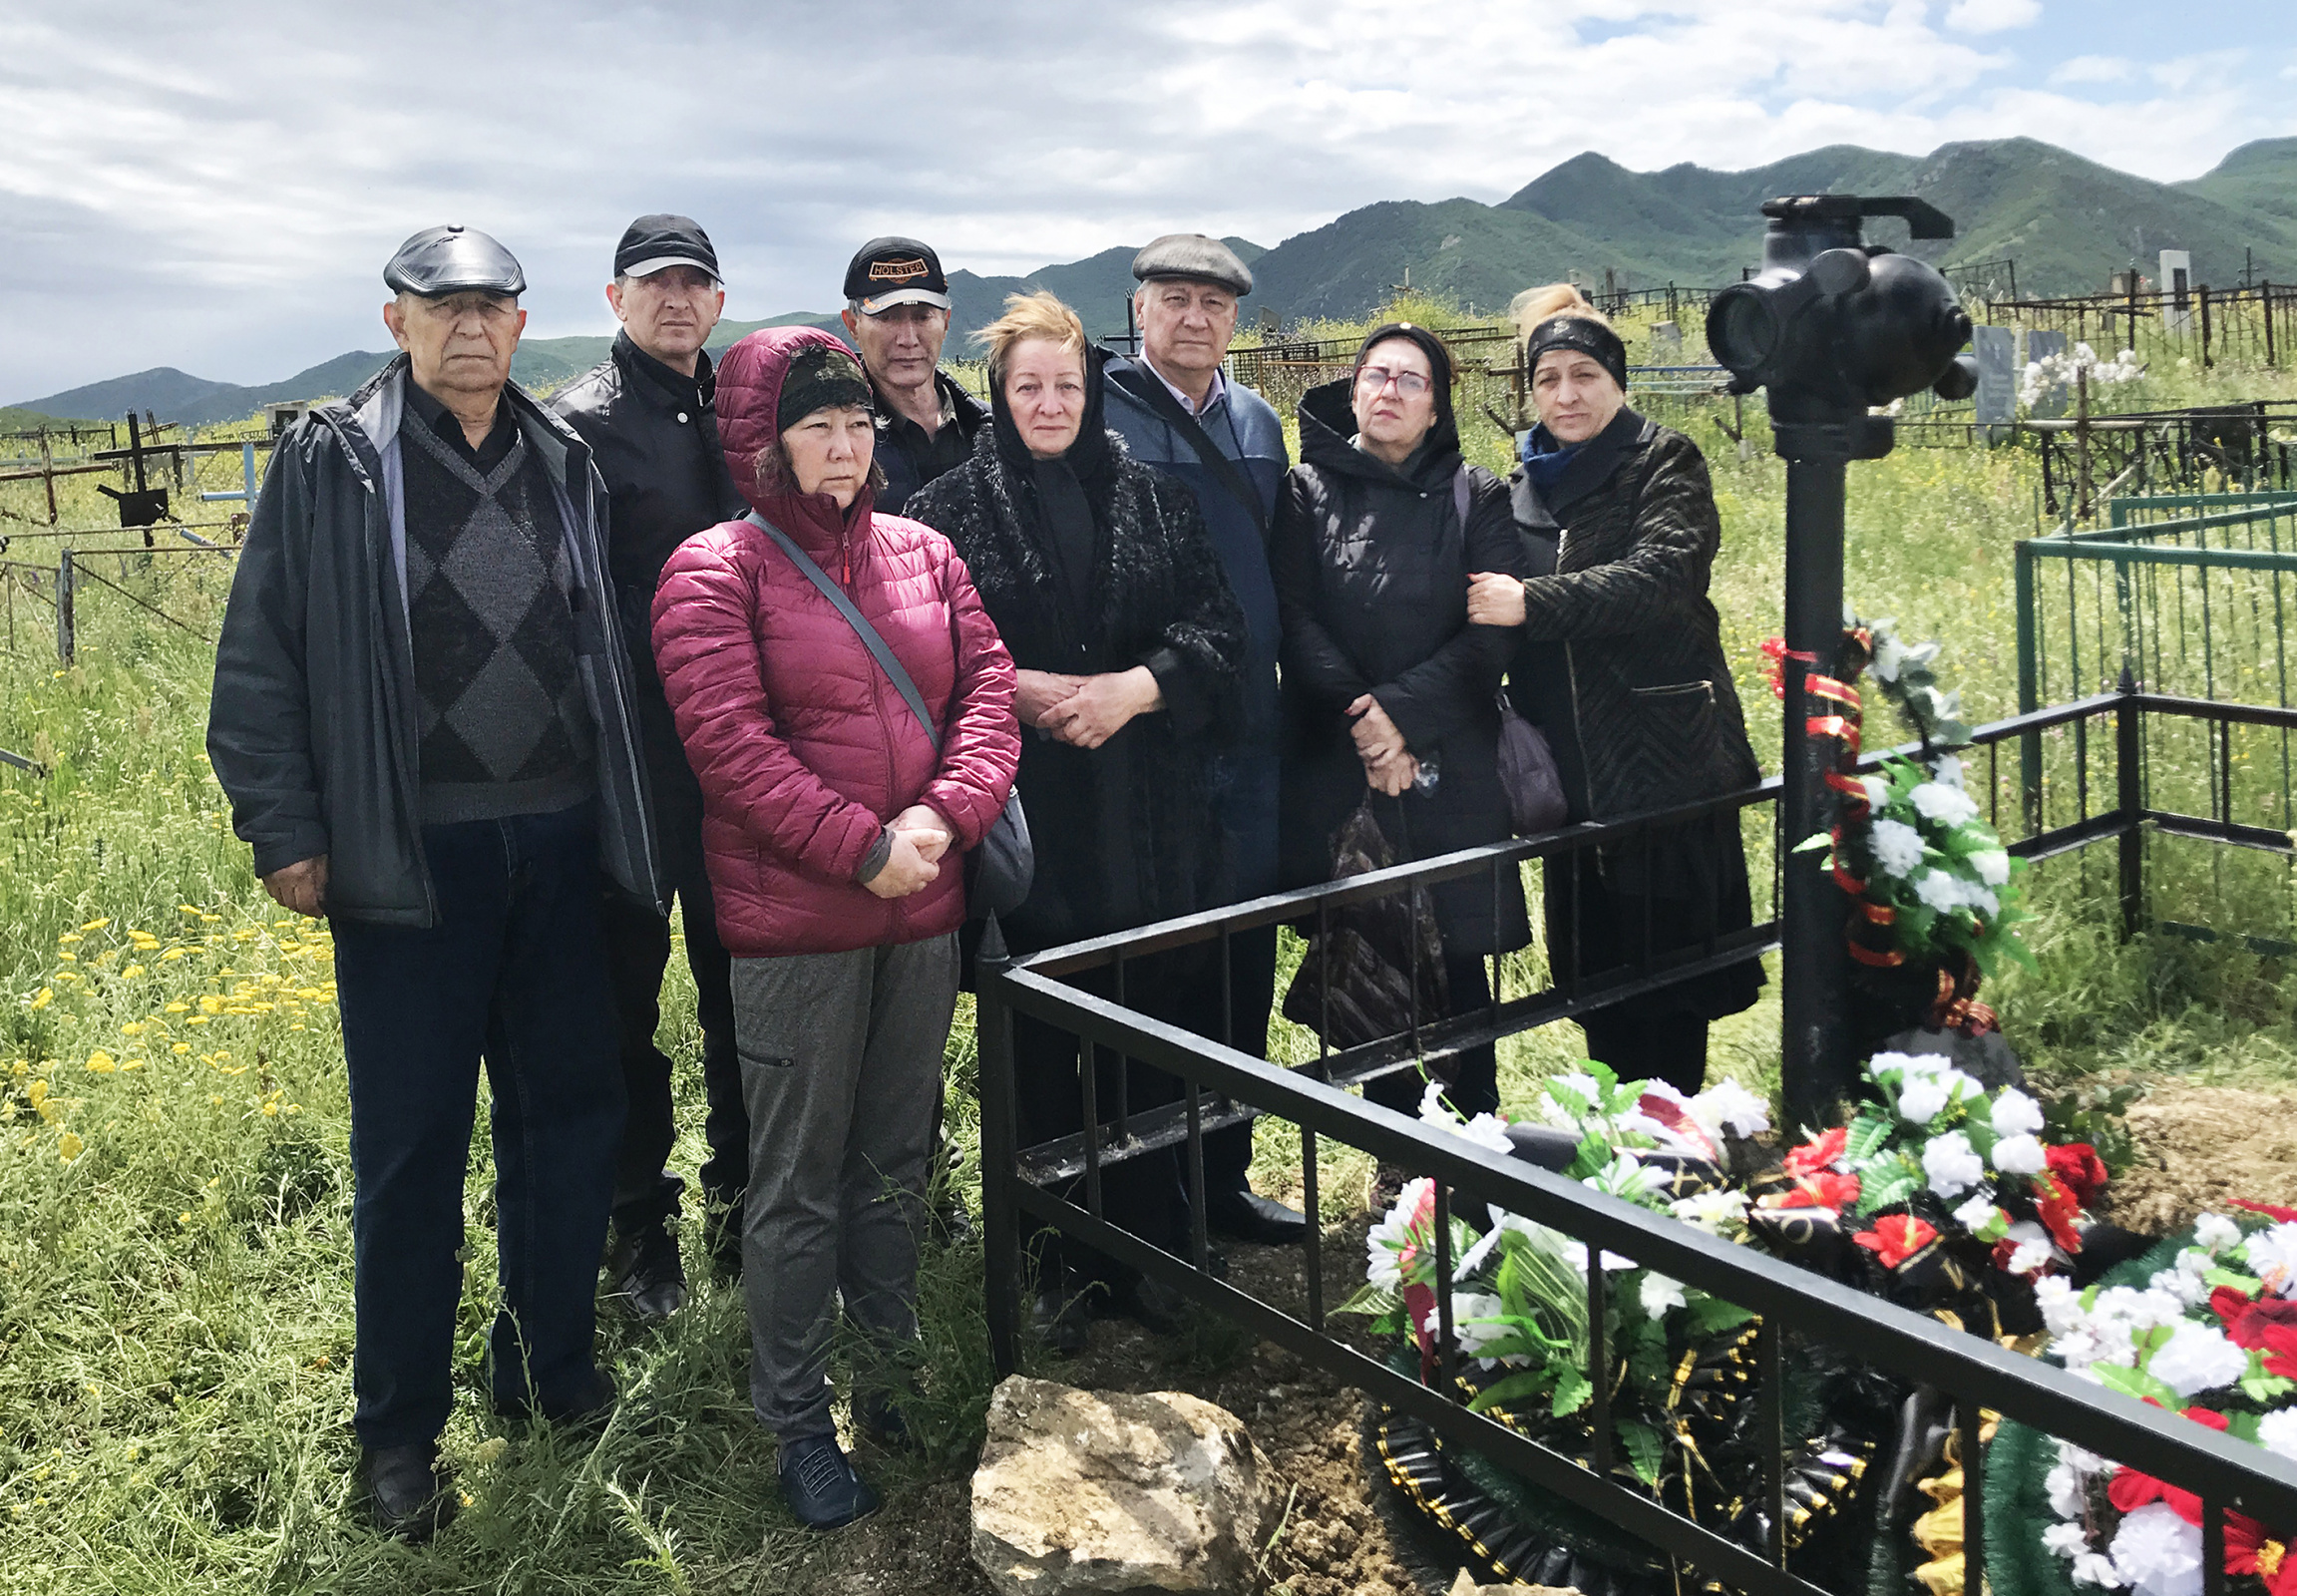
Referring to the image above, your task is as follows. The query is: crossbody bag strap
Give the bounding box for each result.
[1105,359,1267,524]
[744,510,941,754]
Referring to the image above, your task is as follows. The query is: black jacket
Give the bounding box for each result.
[908,385,1247,956]
[207,356,661,926]
[550,333,746,878]
[873,368,989,518]
[1505,409,1760,826]
[1271,378,1529,954]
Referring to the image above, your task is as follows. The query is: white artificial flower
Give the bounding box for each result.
[1992,1088,2045,1137]
[1365,1178,1434,1289]
[2242,1222,2297,1295]
[2149,1261,2209,1309]
[1872,633,1907,682]
[2046,1522,2092,1558]
[1868,1050,1931,1078]
[2146,1320,2248,1397]
[1561,1239,1636,1275]
[2073,1552,2124,1589]
[1672,1189,1751,1235]
[1641,1274,1688,1317]
[1914,869,1967,913]
[1911,783,1981,827]
[1923,1131,1986,1197]
[1898,1072,1953,1125]
[2059,1439,2107,1477]
[2008,1237,2056,1275]
[1994,1133,2048,1175]
[2110,1501,2203,1596]
[1689,1078,1769,1140]
[1861,774,1892,810]
[1930,754,1967,790]
[2191,1212,2242,1255]
[2036,1276,2081,1335]
[1869,817,1927,878]
[1548,1071,1602,1112]
[2047,1460,2085,1517]
[2256,1408,2297,1462]
[1970,848,2012,887]
[1449,1291,1528,1368]
[1955,1192,2005,1233]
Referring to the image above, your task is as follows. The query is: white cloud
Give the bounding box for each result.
[2052,55,2134,85]
[1943,0,2044,32]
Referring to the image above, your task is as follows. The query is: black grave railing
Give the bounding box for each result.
[977,688,2297,1596]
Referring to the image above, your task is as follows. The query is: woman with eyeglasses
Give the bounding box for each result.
[1271,322,1529,1119]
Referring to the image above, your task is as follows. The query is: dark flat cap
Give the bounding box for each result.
[616,213,720,281]
[384,225,525,297]
[1132,232,1253,296]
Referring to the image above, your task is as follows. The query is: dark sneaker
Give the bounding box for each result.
[606,1222,688,1323]
[779,1431,882,1531]
[360,1439,457,1541]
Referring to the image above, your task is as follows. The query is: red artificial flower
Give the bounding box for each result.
[2107,1409,2228,1525]
[2234,1199,2297,1224]
[1636,1091,1720,1164]
[1778,1170,1863,1211]
[2222,1296,2297,1378]
[1854,1214,1939,1269]
[2225,1510,2297,1596]
[2034,1171,2087,1253]
[2045,1142,2109,1206]
[2212,1284,2257,1325]
[1785,1127,1849,1178]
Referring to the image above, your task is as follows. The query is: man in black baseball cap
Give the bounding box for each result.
[210,224,659,1536]
[554,214,750,1324]
[839,235,986,516]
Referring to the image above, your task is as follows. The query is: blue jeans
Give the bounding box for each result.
[1207,751,1280,1194]
[332,801,624,1448]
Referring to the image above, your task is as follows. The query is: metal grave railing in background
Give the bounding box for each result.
[978,688,2297,1596]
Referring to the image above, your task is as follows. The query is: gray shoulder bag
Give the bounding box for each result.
[744,512,1034,919]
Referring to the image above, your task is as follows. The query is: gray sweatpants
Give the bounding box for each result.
[732,933,958,1440]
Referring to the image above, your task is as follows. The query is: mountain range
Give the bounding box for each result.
[15,135,2297,425]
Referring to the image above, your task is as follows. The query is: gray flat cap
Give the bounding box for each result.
[1132,232,1253,296]
[384,224,526,297]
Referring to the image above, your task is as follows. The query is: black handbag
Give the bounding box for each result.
[1280,797,1452,1065]
[743,512,1034,920]
[1496,691,1569,834]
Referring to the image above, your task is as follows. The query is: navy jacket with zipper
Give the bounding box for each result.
[206,354,663,928]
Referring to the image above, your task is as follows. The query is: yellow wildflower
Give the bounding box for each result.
[55,952,76,964]
[198,915,219,924]
[119,1022,143,1036]
[57,933,82,945]
[208,1094,221,1106]
[122,965,145,979]
[197,997,222,1015]
[80,919,109,931]
[261,1101,279,1117]
[172,1043,190,1055]
[86,1051,116,1073]
[58,1132,83,1161]
[297,988,327,1001]
[187,1016,209,1026]
[27,989,52,1011]
[164,1001,189,1013]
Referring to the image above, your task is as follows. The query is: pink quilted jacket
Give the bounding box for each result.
[651,327,1019,958]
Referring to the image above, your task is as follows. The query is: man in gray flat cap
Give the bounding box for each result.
[208,224,660,1540]
[1102,233,1303,1245]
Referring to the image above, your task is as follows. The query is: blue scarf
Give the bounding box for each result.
[1518,423,1581,496]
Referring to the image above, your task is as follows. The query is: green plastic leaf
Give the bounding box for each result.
[2241,1375,2296,1404]
[1550,1368,1593,1416]
[1467,1368,1562,1414]
[1684,1295,1757,1337]
[1844,1108,1895,1163]
[1863,1168,1920,1211]
[2094,1362,2181,1410]
[1333,1282,1401,1319]
[2206,1270,2266,1296]
[1618,1418,1668,1488]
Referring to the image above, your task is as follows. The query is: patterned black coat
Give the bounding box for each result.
[908,426,1247,956]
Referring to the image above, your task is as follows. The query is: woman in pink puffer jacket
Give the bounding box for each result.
[651,326,1017,1531]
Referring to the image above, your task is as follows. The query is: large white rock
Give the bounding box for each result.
[970,1376,1276,1595]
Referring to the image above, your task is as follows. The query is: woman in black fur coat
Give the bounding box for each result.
[908,292,1247,1347]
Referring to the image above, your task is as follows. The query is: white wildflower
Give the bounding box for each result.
[2110,1501,2203,1596]
[1994,1133,2047,1175]
[1869,817,1927,878]
[1911,782,1981,826]
[1923,1130,1986,1197]
[2145,1320,2247,1397]
[1991,1088,2045,1137]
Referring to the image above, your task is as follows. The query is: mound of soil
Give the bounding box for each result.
[2099,1082,2297,1234]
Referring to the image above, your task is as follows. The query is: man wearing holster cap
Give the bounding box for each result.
[554,214,751,1321]
[208,224,658,1538]
[839,235,987,517]
[1101,232,1304,1245]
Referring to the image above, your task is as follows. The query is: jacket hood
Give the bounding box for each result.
[1297,370,1464,492]
[715,326,874,545]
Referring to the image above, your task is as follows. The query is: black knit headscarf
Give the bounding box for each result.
[1525,314,1629,393]
[776,344,873,432]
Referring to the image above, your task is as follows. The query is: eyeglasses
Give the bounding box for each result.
[1354,365,1432,398]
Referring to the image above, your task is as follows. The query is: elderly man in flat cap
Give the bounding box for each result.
[208,224,659,1539]
[554,214,750,1321]
[1102,233,1304,1246]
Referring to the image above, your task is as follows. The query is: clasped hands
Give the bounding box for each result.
[865,803,956,900]
[1347,695,1419,797]
[1013,666,1162,750]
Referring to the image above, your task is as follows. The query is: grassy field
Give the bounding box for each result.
[4,320,2297,1593]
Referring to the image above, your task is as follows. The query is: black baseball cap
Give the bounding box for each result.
[844,236,951,314]
[615,213,721,282]
[384,225,525,297]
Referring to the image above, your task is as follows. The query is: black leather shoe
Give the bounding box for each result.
[495,1368,617,1432]
[779,1431,881,1531]
[360,1440,456,1541]
[606,1222,688,1322]
[1112,1274,1194,1336]
[1208,1189,1309,1245]
[1031,1286,1093,1355]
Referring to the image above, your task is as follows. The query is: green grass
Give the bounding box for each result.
[5,319,2297,1592]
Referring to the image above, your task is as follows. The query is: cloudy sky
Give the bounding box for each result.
[2,0,2291,401]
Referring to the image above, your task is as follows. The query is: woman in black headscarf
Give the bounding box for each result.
[1272,322,1530,1120]
[1468,286,1763,1094]
[908,291,1247,1348]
